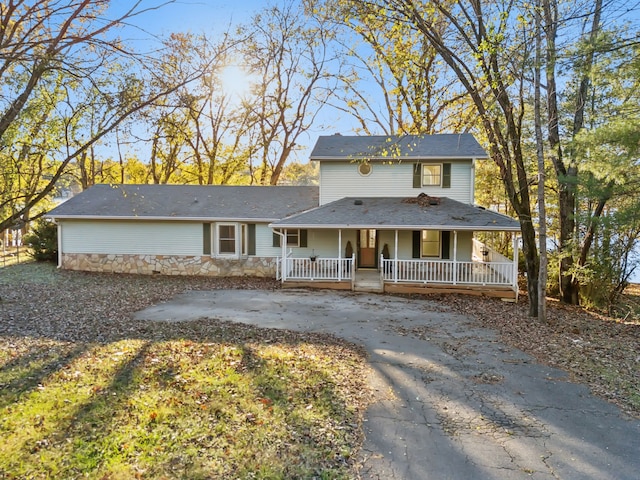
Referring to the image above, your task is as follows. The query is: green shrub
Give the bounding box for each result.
[24,219,58,262]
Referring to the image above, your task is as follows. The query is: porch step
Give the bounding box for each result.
[353,270,384,293]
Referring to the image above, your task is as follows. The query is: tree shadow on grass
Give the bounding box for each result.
[0,342,89,409]
[0,329,365,479]
[0,271,367,478]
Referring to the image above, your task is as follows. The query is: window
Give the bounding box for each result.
[218,224,236,255]
[358,162,372,176]
[413,163,451,188]
[422,164,442,186]
[286,230,300,247]
[421,230,440,257]
[273,229,308,248]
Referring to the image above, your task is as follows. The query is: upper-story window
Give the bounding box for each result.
[358,162,372,176]
[413,162,451,188]
[422,164,442,186]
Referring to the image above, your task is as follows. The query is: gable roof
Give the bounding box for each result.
[47,184,319,222]
[310,134,489,161]
[270,196,520,231]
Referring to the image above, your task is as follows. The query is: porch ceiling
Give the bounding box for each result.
[270,196,521,232]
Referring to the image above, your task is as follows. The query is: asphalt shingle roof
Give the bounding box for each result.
[271,196,520,231]
[310,134,489,161]
[47,184,319,221]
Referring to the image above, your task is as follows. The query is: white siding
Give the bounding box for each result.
[319,161,473,205]
[61,220,203,256]
[455,232,473,261]
[286,228,473,261]
[255,223,280,257]
[60,220,476,266]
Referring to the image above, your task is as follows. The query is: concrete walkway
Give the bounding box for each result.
[134,289,640,480]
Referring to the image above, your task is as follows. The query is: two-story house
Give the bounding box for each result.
[47,134,521,299]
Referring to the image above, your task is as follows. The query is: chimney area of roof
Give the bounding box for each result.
[354,199,363,205]
[402,193,440,207]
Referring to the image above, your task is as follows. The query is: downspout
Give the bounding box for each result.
[274,228,286,282]
[56,221,62,269]
[470,159,476,204]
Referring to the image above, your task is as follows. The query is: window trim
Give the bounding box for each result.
[273,229,307,248]
[421,230,441,258]
[285,229,300,247]
[217,223,237,256]
[358,162,372,176]
[421,163,443,187]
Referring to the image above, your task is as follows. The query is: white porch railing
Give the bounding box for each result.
[282,254,355,281]
[381,258,515,287]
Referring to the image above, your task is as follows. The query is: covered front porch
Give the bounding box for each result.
[271,196,522,300]
[275,231,519,300]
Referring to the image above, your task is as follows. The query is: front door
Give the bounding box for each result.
[358,229,377,268]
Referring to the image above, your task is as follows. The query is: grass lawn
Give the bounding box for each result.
[0,263,371,479]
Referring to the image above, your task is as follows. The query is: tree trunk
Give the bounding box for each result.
[534,0,548,323]
[543,0,603,305]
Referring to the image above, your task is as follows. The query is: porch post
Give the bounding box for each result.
[283,229,287,281]
[394,229,399,283]
[512,234,520,296]
[57,222,63,268]
[453,230,458,285]
[273,229,287,282]
[338,229,342,281]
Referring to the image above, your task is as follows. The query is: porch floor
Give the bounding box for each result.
[384,282,517,300]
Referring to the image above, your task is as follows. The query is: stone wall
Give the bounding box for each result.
[61,253,278,277]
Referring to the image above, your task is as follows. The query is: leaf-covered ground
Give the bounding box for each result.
[434,294,640,418]
[0,263,371,479]
[1,263,638,479]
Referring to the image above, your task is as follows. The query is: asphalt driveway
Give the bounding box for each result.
[134,289,640,480]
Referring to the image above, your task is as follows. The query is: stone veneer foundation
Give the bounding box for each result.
[61,253,278,277]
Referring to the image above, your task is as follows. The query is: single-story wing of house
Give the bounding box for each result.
[47,134,522,299]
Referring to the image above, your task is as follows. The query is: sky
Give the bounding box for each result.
[108,0,360,163]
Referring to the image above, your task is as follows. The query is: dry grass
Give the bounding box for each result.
[0,263,371,479]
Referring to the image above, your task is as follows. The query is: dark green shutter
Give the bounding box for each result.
[441,231,450,259]
[300,229,308,248]
[442,163,451,188]
[272,231,280,248]
[203,223,211,255]
[412,230,421,258]
[413,163,422,188]
[248,224,256,255]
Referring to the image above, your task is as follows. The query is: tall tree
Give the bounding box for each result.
[134,32,252,186]
[240,0,335,185]
[542,0,604,304]
[534,0,548,322]
[346,0,541,315]
[319,0,473,135]
[0,0,207,231]
[569,37,640,307]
